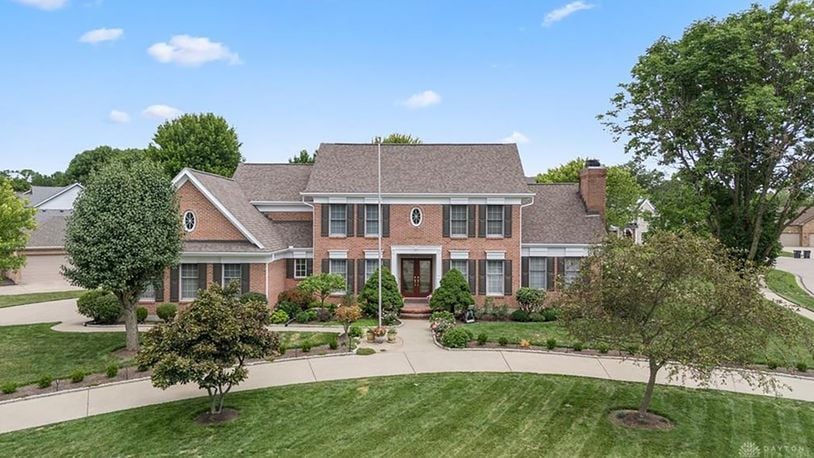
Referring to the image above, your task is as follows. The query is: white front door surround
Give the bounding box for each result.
[390,245,443,291]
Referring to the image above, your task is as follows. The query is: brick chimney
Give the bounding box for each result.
[579,159,607,219]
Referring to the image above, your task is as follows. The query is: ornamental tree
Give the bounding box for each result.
[65,146,145,185]
[557,231,807,419]
[429,268,473,316]
[371,133,422,144]
[0,179,36,272]
[359,267,403,318]
[63,160,182,351]
[298,273,346,307]
[147,113,243,178]
[334,302,362,348]
[600,1,814,264]
[136,283,278,418]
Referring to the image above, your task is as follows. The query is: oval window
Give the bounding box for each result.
[410,207,423,227]
[183,211,197,232]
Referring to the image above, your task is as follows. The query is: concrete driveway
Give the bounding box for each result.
[0,282,81,296]
[0,299,83,327]
[775,257,814,294]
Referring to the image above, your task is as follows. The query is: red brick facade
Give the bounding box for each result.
[178,182,246,242]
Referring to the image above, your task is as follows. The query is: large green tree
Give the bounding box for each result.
[63,160,182,351]
[601,0,814,264]
[146,113,243,178]
[288,149,316,164]
[0,179,36,273]
[557,232,807,420]
[65,146,145,184]
[536,158,644,228]
[1,169,71,191]
[372,133,422,144]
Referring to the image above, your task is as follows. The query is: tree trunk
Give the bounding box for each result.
[638,358,660,418]
[121,294,139,352]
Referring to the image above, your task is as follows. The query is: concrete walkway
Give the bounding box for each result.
[3,319,814,434]
[776,257,814,295]
[762,288,814,321]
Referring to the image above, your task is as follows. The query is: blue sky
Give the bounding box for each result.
[1,0,768,175]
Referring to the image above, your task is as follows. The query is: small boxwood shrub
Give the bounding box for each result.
[767,361,778,370]
[542,308,559,322]
[797,362,808,372]
[37,376,53,389]
[301,342,312,352]
[546,338,557,350]
[270,310,289,324]
[240,291,268,305]
[357,347,376,356]
[529,312,545,322]
[70,370,85,383]
[328,335,339,350]
[156,303,177,322]
[498,336,509,346]
[77,290,122,324]
[626,344,639,355]
[510,309,530,322]
[1,383,16,394]
[597,343,609,354]
[278,345,287,355]
[295,310,315,323]
[312,307,332,322]
[477,333,488,345]
[349,326,363,338]
[572,342,584,352]
[441,327,471,348]
[106,364,119,378]
[136,306,148,323]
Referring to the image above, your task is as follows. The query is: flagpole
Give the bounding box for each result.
[377,141,383,328]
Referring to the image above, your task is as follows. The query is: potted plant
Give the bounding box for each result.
[366,328,375,343]
[387,327,397,343]
[372,326,387,343]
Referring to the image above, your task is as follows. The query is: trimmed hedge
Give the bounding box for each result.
[77,290,121,324]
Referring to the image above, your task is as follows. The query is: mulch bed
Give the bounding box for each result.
[0,366,152,402]
[609,409,673,430]
[196,408,239,425]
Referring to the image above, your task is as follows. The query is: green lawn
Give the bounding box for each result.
[0,290,84,309]
[779,250,794,258]
[322,318,380,328]
[1,373,814,456]
[278,331,337,349]
[766,268,814,311]
[0,323,126,387]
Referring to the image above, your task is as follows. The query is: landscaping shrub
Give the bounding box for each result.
[573,342,584,352]
[597,343,610,354]
[77,290,122,324]
[240,292,268,305]
[429,311,455,336]
[625,344,639,355]
[312,307,332,322]
[516,287,545,313]
[301,342,312,352]
[277,288,311,314]
[357,347,376,356]
[519,339,531,348]
[349,326,362,338]
[70,370,85,383]
[430,268,474,316]
[542,308,559,322]
[136,306,148,323]
[156,303,177,322]
[277,301,300,321]
[37,376,53,389]
[510,309,530,322]
[359,267,404,317]
[270,310,289,324]
[295,310,316,323]
[328,335,339,350]
[477,333,488,345]
[106,364,118,378]
[529,312,545,322]
[494,304,509,321]
[797,362,808,372]
[441,327,471,348]
[278,345,287,355]
[546,338,557,350]
[498,337,509,346]
[1,383,16,394]
[767,361,779,370]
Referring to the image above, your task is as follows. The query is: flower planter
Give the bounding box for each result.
[375,335,386,344]
[387,334,397,343]
[366,333,375,343]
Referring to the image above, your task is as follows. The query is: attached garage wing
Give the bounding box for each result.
[781,232,801,248]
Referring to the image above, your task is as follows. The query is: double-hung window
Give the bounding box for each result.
[450,259,468,279]
[563,257,581,285]
[365,205,379,237]
[329,259,348,293]
[223,264,242,292]
[329,204,346,236]
[180,264,199,300]
[486,260,504,296]
[450,205,468,237]
[529,257,547,289]
[294,259,308,279]
[486,205,504,237]
[365,259,380,282]
[140,284,155,302]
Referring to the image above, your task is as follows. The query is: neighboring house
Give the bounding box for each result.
[610,198,655,245]
[5,184,82,286]
[139,144,606,313]
[781,206,814,248]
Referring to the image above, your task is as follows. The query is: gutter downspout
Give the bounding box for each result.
[520,195,535,281]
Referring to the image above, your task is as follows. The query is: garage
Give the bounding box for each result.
[781,232,801,248]
[19,253,71,287]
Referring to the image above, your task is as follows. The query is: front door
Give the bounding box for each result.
[401,258,433,297]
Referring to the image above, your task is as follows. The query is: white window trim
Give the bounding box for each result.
[328,250,348,260]
[486,205,505,237]
[222,264,243,292]
[364,259,380,282]
[364,204,379,237]
[293,259,308,279]
[449,259,469,278]
[485,250,506,260]
[449,250,469,260]
[329,204,347,237]
[449,205,469,238]
[329,259,348,295]
[183,210,197,233]
[485,260,504,296]
[180,264,199,301]
[528,257,547,290]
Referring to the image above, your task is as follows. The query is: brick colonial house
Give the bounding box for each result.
[780,206,814,248]
[140,144,606,313]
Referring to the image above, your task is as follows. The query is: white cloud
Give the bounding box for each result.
[12,0,67,10]
[79,28,123,44]
[142,105,183,120]
[108,110,130,124]
[543,1,594,26]
[401,90,441,109]
[500,131,530,144]
[147,35,240,67]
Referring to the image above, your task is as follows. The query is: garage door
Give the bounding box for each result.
[781,233,801,248]
[19,255,69,286]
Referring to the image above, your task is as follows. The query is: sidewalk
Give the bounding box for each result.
[2,319,814,434]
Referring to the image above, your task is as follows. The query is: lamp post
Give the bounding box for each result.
[377,141,383,328]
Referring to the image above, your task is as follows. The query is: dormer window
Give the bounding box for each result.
[183,211,196,232]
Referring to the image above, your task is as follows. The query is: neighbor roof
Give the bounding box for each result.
[303,143,532,195]
[523,184,605,244]
[791,207,814,226]
[20,184,81,208]
[232,163,312,202]
[27,210,71,248]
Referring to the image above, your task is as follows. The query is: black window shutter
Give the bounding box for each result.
[306,259,313,276]
[546,257,555,291]
[478,205,487,237]
[321,204,329,237]
[198,263,208,292]
[442,205,450,237]
[322,258,329,274]
[213,263,223,286]
[504,206,512,238]
[468,205,476,237]
[356,259,365,294]
[478,260,486,295]
[356,204,365,237]
[504,260,513,296]
[442,259,450,276]
[346,260,355,295]
[382,205,390,237]
[169,266,179,302]
[286,259,294,279]
[557,258,565,290]
[155,274,164,302]
[344,204,353,236]
[241,264,250,294]
[521,256,529,287]
[468,260,476,293]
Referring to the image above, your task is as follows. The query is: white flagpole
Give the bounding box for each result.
[377,141,383,328]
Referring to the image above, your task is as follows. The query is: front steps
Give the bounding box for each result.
[401,297,431,319]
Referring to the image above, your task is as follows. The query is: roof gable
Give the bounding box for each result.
[232,163,312,202]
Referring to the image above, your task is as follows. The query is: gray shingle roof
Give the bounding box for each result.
[232,163,312,202]
[183,241,265,253]
[522,184,605,244]
[304,143,532,195]
[20,186,69,207]
[28,210,70,247]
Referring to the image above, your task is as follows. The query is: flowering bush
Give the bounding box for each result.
[371,326,387,337]
[429,311,455,336]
